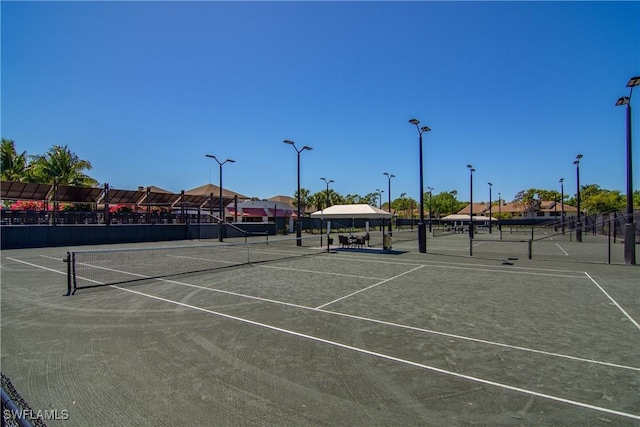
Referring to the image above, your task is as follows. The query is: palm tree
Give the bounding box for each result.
[308,192,325,211]
[362,192,377,206]
[326,189,343,206]
[29,145,98,186]
[1,138,29,181]
[344,194,360,204]
[292,187,311,211]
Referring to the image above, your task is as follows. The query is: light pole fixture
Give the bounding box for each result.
[559,178,565,235]
[409,118,431,253]
[284,140,313,246]
[205,154,235,242]
[574,154,583,242]
[488,182,493,234]
[467,165,475,245]
[383,172,395,234]
[616,75,639,265]
[320,177,334,248]
[426,186,434,232]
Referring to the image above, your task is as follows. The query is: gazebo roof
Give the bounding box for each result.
[310,204,392,219]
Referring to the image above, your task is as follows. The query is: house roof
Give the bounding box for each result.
[457,203,491,215]
[185,183,249,200]
[267,195,294,205]
[498,202,528,213]
[527,200,578,213]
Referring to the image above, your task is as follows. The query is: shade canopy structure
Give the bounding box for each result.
[310,204,392,219]
[1,181,53,201]
[53,185,104,203]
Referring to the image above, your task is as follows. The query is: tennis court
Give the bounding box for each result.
[1,233,639,425]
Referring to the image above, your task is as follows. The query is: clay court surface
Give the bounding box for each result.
[1,232,639,426]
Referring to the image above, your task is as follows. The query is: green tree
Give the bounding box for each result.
[292,187,311,211]
[329,190,344,206]
[30,144,98,186]
[392,193,416,218]
[579,185,625,213]
[514,188,540,210]
[536,189,560,202]
[344,194,361,204]
[1,138,29,181]
[308,192,325,211]
[430,190,462,217]
[361,192,378,206]
[310,189,343,210]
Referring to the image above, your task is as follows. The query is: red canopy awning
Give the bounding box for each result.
[241,208,267,216]
[228,207,268,217]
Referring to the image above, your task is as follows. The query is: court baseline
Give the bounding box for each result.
[10,255,639,372]
[6,255,640,420]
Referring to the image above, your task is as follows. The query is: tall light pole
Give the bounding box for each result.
[488,182,493,234]
[320,177,333,247]
[467,165,475,244]
[383,172,395,234]
[321,177,334,208]
[450,191,455,215]
[205,154,235,242]
[426,186,434,232]
[497,192,502,233]
[409,119,431,253]
[574,154,583,242]
[616,75,639,265]
[559,178,565,235]
[284,140,312,246]
[376,188,384,209]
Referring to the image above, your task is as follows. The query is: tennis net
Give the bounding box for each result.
[65,235,323,295]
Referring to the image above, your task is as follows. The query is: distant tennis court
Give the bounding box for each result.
[1,233,639,425]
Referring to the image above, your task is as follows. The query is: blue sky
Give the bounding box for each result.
[2,1,639,203]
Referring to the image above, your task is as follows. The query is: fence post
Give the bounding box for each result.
[64,252,72,296]
[528,239,532,260]
[608,218,612,265]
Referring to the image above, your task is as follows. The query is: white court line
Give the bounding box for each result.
[470,241,484,249]
[315,265,425,310]
[311,251,586,274]
[10,257,640,370]
[257,264,384,281]
[75,261,640,372]
[7,257,70,276]
[556,243,569,256]
[318,308,640,372]
[112,285,640,421]
[306,252,588,277]
[16,255,640,373]
[169,255,239,265]
[584,272,640,332]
